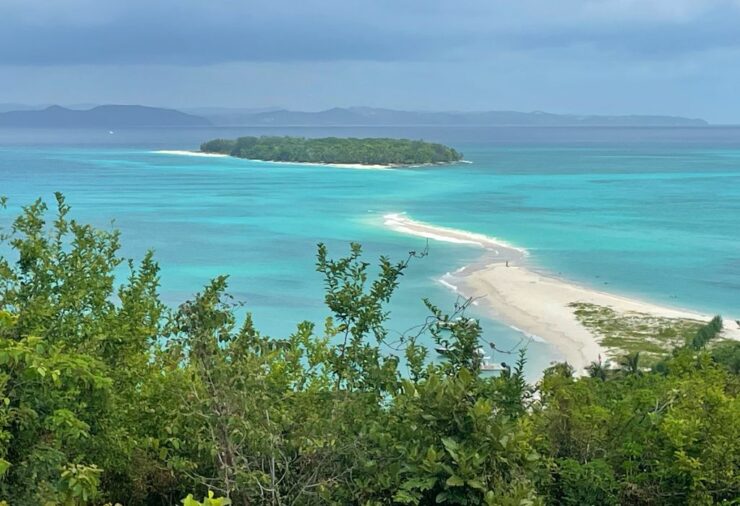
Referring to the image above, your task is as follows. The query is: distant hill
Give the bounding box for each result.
[182,106,282,124]
[0,104,707,128]
[0,105,210,128]
[202,107,708,127]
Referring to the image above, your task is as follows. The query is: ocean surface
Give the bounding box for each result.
[2,126,739,375]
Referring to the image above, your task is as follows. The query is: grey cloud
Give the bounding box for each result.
[2,0,740,66]
[498,16,740,57]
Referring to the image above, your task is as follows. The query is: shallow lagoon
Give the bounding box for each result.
[2,126,739,375]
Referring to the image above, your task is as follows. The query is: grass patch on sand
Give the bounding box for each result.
[569,302,705,366]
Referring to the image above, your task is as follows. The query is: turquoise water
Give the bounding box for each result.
[1,126,739,375]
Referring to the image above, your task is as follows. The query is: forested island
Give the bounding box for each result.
[200,136,463,166]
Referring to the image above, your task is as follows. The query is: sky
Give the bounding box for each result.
[1,0,740,123]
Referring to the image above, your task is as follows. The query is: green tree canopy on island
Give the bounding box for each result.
[200,136,463,166]
[0,195,738,505]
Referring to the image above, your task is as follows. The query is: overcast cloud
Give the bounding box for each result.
[2,0,739,122]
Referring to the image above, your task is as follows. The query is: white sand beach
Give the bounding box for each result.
[384,213,527,254]
[384,213,740,371]
[153,150,395,170]
[245,159,467,170]
[248,159,395,170]
[153,150,230,158]
[154,150,469,170]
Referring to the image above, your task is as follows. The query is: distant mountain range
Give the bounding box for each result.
[0,105,210,128]
[201,107,708,127]
[0,104,708,128]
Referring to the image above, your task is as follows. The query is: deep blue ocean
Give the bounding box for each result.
[1,126,739,375]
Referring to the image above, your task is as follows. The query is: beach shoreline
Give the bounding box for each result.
[384,213,740,371]
[154,150,465,170]
[247,158,396,170]
[154,150,230,158]
[154,150,394,169]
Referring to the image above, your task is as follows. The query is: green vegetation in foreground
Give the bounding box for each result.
[1,195,739,505]
[569,302,713,366]
[200,136,463,166]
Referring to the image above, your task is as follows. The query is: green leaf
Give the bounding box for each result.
[441,437,459,452]
[467,479,486,491]
[446,475,465,487]
[393,490,419,504]
[181,494,198,506]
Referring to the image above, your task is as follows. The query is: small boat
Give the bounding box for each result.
[480,361,506,373]
[435,346,487,356]
[436,317,478,329]
[434,345,506,373]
